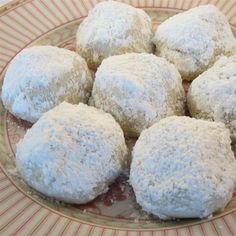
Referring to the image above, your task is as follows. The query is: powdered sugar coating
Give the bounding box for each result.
[91,53,185,137]
[130,116,236,219]
[16,102,127,204]
[153,5,236,80]
[76,1,153,69]
[1,46,93,123]
[188,55,236,143]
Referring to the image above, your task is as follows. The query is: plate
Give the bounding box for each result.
[1,0,236,235]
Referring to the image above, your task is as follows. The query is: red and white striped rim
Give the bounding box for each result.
[1,0,236,235]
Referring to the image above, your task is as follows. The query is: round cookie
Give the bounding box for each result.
[130,116,236,219]
[90,53,185,137]
[76,1,153,69]
[1,46,93,123]
[16,102,127,204]
[187,55,236,143]
[153,5,236,80]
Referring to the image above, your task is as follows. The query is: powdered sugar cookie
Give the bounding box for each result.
[153,5,236,80]
[16,102,127,204]
[91,53,185,137]
[130,116,236,219]
[76,1,153,69]
[1,46,93,123]
[187,55,236,143]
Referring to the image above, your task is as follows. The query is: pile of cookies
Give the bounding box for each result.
[2,1,236,220]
